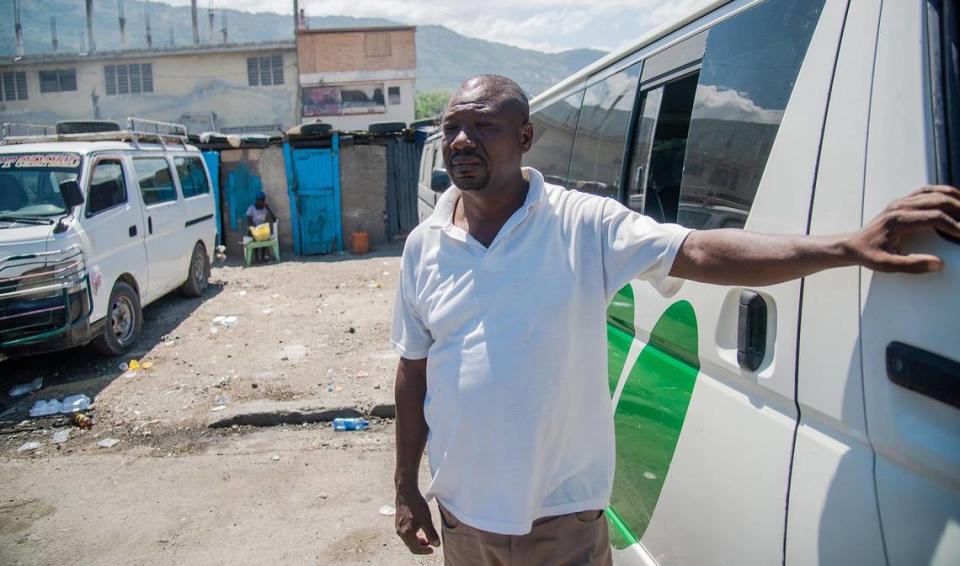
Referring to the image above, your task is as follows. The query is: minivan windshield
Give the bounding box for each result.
[0,153,82,219]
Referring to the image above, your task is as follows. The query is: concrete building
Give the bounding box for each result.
[0,41,298,134]
[297,26,416,131]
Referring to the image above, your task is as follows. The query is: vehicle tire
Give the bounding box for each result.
[180,243,210,297]
[92,281,142,356]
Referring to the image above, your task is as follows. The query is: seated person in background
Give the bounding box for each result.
[246,191,276,262]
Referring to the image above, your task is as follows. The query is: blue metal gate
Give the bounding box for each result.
[201,150,222,245]
[283,134,343,255]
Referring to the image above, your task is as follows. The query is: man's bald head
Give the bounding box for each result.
[448,75,530,125]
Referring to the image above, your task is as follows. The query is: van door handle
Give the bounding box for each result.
[886,342,960,409]
[128,225,137,237]
[148,216,153,234]
[737,290,767,371]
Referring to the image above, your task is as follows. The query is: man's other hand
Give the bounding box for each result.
[395,487,440,555]
[848,185,960,273]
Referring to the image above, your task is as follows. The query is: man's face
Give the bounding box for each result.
[441,88,532,192]
[255,199,265,209]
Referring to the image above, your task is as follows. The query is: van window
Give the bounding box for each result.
[174,156,210,198]
[133,158,177,205]
[526,90,585,187]
[677,0,825,229]
[568,63,642,199]
[640,73,700,223]
[86,160,127,216]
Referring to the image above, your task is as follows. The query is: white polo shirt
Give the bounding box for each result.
[392,167,691,535]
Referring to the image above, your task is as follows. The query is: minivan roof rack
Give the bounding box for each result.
[0,117,190,150]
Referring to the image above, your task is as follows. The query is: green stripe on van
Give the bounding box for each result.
[608,300,700,548]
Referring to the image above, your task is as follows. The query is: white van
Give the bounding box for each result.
[0,119,216,357]
[419,0,959,564]
[416,130,445,225]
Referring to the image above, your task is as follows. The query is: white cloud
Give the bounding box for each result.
[694,84,783,124]
[159,0,700,52]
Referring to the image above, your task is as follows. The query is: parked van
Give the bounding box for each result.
[416,130,445,225]
[0,119,216,357]
[420,0,958,564]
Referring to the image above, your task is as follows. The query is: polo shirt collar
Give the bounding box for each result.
[427,167,546,229]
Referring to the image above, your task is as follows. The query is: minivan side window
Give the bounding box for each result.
[174,156,210,198]
[677,0,825,229]
[525,90,585,187]
[568,63,642,200]
[133,158,177,205]
[86,160,127,216]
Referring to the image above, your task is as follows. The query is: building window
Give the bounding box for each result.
[247,55,284,87]
[2,71,28,101]
[105,63,153,96]
[365,32,391,57]
[39,68,77,93]
[388,86,401,105]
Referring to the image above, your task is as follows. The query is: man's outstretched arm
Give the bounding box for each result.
[394,356,440,555]
[670,185,960,286]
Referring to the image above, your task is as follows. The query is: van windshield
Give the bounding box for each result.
[0,153,82,218]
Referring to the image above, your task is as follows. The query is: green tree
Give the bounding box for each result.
[415,90,451,120]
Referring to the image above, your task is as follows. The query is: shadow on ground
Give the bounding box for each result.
[0,283,224,425]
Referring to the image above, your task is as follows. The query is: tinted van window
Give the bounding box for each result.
[677,0,826,229]
[525,90,584,187]
[175,156,210,198]
[134,158,177,205]
[568,63,642,199]
[86,161,127,215]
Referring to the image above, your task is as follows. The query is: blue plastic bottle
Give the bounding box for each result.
[332,417,369,431]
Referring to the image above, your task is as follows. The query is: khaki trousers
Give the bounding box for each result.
[438,505,613,566]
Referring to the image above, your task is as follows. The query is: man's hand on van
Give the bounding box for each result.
[671,185,960,286]
[846,185,960,273]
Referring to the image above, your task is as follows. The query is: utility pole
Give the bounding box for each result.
[85,0,96,53]
[118,0,127,50]
[293,0,299,33]
[50,17,58,52]
[13,0,23,56]
[191,0,199,46]
[208,1,215,44]
[221,9,228,44]
[145,0,153,48]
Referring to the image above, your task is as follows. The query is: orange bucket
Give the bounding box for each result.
[351,231,369,255]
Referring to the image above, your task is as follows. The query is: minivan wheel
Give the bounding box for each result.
[92,281,142,356]
[180,243,209,297]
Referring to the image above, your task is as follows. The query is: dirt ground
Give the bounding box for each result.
[0,244,443,565]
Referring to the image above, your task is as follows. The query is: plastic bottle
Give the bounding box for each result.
[332,417,369,431]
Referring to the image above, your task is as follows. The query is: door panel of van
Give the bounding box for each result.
[788,1,886,564]
[604,0,842,563]
[78,157,148,322]
[132,157,184,303]
[861,1,960,564]
[174,155,216,271]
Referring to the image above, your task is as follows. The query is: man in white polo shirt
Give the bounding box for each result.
[391,75,960,565]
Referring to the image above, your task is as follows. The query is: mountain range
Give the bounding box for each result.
[0,1,606,98]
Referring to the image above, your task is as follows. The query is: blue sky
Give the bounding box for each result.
[158,0,712,53]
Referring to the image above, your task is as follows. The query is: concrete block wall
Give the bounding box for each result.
[339,144,388,249]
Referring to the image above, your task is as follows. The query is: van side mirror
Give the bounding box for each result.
[59,180,85,209]
[430,169,450,193]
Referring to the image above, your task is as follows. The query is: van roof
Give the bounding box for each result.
[0,141,201,155]
[530,0,728,105]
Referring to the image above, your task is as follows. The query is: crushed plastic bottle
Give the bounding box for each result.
[61,394,91,413]
[332,417,369,431]
[29,399,63,417]
[52,429,71,444]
